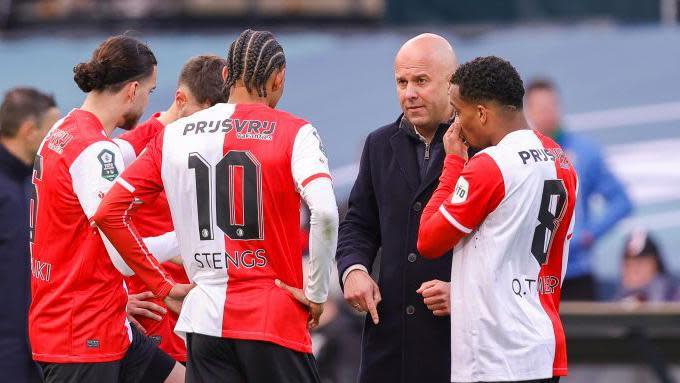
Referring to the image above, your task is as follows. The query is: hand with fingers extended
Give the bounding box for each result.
[343,269,381,325]
[163,283,195,315]
[443,120,469,161]
[274,279,324,329]
[127,291,166,334]
[417,279,450,317]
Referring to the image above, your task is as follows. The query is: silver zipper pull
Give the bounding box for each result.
[424,143,430,160]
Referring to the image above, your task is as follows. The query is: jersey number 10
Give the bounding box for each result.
[188,150,264,241]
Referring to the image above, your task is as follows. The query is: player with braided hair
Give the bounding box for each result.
[224,29,286,98]
[94,29,338,383]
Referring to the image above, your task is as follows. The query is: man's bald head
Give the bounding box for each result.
[394,33,458,134]
[395,33,457,76]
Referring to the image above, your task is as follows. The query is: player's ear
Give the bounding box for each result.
[126,81,139,102]
[477,104,487,125]
[221,66,229,82]
[175,89,187,107]
[272,67,285,93]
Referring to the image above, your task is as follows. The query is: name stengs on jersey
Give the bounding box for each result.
[194,249,268,270]
[517,147,570,169]
[182,117,276,141]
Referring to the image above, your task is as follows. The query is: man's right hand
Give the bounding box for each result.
[163,283,195,314]
[344,269,381,324]
[443,120,469,160]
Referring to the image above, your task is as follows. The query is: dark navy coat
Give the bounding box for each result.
[0,143,42,382]
[336,116,453,383]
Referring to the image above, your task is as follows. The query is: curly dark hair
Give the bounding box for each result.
[450,56,524,109]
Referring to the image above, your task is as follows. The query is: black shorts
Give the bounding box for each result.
[484,378,560,383]
[40,326,176,383]
[186,333,321,383]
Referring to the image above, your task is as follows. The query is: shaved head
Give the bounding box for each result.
[395,33,457,77]
[394,33,458,133]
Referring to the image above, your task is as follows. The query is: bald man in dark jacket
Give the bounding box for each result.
[336,34,458,383]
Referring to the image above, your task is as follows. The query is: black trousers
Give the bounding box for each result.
[39,326,175,383]
[186,333,321,383]
[484,378,560,383]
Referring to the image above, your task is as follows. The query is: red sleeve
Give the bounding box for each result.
[118,114,164,156]
[93,133,172,297]
[417,153,505,259]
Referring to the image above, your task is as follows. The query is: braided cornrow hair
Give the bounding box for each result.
[224,29,286,98]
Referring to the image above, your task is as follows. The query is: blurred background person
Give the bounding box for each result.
[525,78,633,301]
[0,87,60,383]
[617,229,680,303]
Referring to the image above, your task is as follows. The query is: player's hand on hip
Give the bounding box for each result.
[274,279,325,329]
[127,291,166,334]
[343,269,381,325]
[443,120,468,161]
[417,279,451,317]
[163,283,195,314]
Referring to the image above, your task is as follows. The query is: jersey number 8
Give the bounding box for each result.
[531,179,568,265]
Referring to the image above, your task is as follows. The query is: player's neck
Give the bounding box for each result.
[80,93,121,137]
[228,86,270,107]
[492,112,530,146]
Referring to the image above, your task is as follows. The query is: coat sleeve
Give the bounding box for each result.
[335,133,381,289]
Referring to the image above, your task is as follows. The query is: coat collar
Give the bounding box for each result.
[0,142,32,181]
[389,115,448,197]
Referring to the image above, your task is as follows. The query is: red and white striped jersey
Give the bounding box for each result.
[95,103,332,354]
[419,130,577,382]
[28,109,171,363]
[117,115,189,362]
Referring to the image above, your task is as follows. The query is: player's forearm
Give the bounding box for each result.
[93,183,174,298]
[421,155,465,224]
[417,211,465,259]
[418,155,466,259]
[101,231,179,276]
[301,178,339,304]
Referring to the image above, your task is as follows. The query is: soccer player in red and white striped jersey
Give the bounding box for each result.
[417,57,577,383]
[94,29,339,383]
[115,54,228,363]
[29,36,190,383]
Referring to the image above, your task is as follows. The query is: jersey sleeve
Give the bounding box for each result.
[439,153,505,233]
[114,116,164,166]
[300,177,339,303]
[92,133,175,298]
[291,124,332,192]
[69,140,126,218]
[417,153,505,259]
